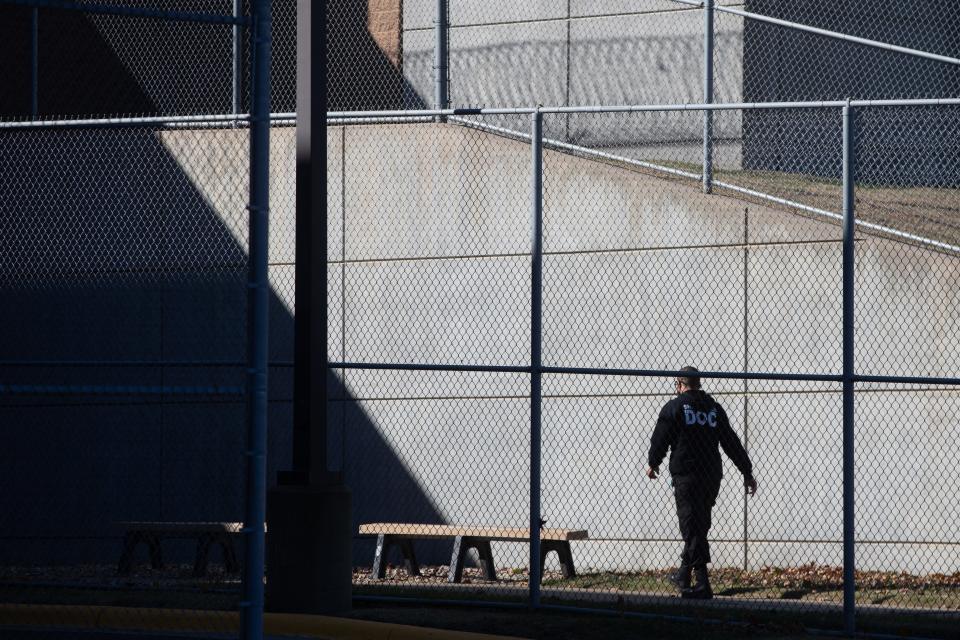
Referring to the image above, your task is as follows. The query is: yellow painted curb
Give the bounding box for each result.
[0,604,530,640]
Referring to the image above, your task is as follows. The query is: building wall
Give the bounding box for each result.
[740,0,960,185]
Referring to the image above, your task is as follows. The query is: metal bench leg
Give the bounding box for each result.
[398,539,421,577]
[118,532,140,575]
[194,534,212,577]
[473,539,496,581]
[539,542,550,581]
[540,541,576,580]
[147,534,163,570]
[448,535,468,583]
[556,541,576,578]
[220,535,240,573]
[372,534,391,580]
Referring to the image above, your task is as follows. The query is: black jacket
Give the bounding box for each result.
[648,390,752,480]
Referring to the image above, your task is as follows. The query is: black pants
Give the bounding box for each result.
[673,474,722,568]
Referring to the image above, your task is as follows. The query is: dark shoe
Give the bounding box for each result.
[694,564,713,600]
[680,585,712,599]
[692,565,712,599]
[668,566,692,591]
[686,584,713,600]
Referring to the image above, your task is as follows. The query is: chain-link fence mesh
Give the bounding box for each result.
[331,104,960,632]
[0,0,286,630]
[731,0,960,102]
[0,0,295,121]
[320,1,960,115]
[848,104,960,619]
[0,121,247,626]
[5,0,960,637]
[11,2,956,123]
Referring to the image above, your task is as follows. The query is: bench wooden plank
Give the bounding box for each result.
[118,522,244,534]
[359,523,588,541]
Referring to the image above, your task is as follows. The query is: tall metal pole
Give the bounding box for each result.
[232,0,242,115]
[529,109,544,609]
[702,0,714,193]
[242,0,271,637]
[434,0,448,117]
[30,7,38,117]
[841,102,856,637]
[291,0,328,482]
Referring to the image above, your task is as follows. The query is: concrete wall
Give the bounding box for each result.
[331,122,960,574]
[2,119,958,576]
[0,126,287,564]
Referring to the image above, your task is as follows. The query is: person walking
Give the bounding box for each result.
[646,366,757,599]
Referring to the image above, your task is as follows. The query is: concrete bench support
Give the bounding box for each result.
[372,534,421,579]
[116,522,241,577]
[118,531,163,574]
[448,536,496,583]
[540,539,576,579]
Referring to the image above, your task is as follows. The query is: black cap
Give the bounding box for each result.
[677,366,701,389]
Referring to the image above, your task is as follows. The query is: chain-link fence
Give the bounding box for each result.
[0,0,278,637]
[329,101,960,636]
[326,0,960,110]
[328,0,960,208]
[5,2,960,639]
[0,0,295,120]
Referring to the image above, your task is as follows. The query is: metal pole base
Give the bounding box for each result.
[265,482,352,614]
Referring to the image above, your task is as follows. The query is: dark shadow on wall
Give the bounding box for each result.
[0,6,156,118]
[0,1,299,119]
[327,1,426,111]
[0,125,444,569]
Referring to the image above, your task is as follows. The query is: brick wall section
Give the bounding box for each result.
[368,0,402,68]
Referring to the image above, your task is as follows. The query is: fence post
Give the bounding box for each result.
[529,108,544,609]
[841,101,856,637]
[31,7,38,117]
[702,0,714,193]
[241,0,271,637]
[232,0,242,115]
[434,0,449,119]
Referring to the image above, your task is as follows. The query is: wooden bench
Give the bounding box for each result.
[359,523,588,583]
[116,522,242,577]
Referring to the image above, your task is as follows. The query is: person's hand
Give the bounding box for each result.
[744,476,758,496]
[646,466,659,480]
